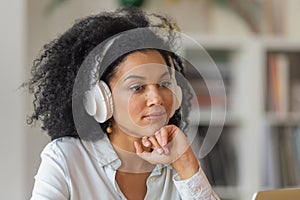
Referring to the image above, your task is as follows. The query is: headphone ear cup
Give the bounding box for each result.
[83,89,97,116]
[98,80,113,120]
[175,85,182,110]
[93,84,107,123]
[83,81,113,123]
[93,81,113,123]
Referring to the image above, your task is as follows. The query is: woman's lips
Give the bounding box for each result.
[143,111,166,121]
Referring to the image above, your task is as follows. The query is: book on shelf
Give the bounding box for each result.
[266,53,289,115]
[292,126,300,184]
[267,51,300,115]
[278,127,299,186]
[289,53,300,113]
[290,82,300,113]
[262,125,281,188]
[263,125,300,188]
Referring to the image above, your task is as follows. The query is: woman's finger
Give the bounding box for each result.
[148,135,164,154]
[158,127,169,146]
[154,131,163,146]
[155,129,169,154]
[133,141,144,154]
[141,136,152,148]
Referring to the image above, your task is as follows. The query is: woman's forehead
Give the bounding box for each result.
[115,50,168,77]
[122,64,170,81]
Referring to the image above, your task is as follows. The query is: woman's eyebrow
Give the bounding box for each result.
[160,71,171,79]
[123,71,170,82]
[123,75,145,82]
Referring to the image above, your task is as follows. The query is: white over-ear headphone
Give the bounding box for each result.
[83,37,182,123]
[84,80,114,123]
[83,38,117,123]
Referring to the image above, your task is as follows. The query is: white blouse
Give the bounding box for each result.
[31,135,220,200]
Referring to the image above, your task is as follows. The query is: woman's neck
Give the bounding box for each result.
[108,128,155,173]
[108,127,138,152]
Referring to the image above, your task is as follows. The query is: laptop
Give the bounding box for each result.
[252,188,300,200]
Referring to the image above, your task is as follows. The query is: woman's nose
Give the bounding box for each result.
[146,84,163,106]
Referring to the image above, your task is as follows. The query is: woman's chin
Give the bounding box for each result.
[139,123,165,137]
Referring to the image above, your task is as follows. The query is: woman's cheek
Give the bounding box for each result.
[112,91,129,117]
[163,92,175,118]
[128,96,144,122]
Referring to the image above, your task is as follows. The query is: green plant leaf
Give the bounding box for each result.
[45,0,68,16]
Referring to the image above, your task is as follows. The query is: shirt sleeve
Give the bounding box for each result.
[173,166,220,200]
[30,141,69,200]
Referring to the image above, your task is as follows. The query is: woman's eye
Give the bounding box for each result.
[158,81,171,88]
[130,84,144,92]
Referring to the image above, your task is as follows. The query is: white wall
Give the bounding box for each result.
[0,0,26,199]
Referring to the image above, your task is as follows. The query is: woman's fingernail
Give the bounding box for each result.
[163,147,169,154]
[157,148,164,154]
[145,141,151,146]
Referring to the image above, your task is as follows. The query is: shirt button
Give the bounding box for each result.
[149,177,156,183]
[194,188,201,193]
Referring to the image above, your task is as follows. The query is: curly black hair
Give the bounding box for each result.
[26,7,192,141]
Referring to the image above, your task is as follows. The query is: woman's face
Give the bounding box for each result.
[109,50,177,137]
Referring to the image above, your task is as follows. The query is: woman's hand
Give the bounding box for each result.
[133,125,199,179]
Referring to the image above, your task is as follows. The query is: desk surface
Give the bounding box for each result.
[252,188,300,200]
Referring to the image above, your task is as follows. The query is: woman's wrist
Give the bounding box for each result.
[171,147,199,180]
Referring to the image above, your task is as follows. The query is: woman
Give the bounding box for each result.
[27,7,220,200]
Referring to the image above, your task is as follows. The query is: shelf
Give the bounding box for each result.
[188,108,240,126]
[182,34,244,51]
[265,112,300,126]
[182,36,300,200]
[262,46,300,190]
[262,37,300,51]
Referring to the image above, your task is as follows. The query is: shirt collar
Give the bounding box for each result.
[82,134,121,168]
[82,134,171,173]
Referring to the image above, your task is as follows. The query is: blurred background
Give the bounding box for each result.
[1,0,300,199]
